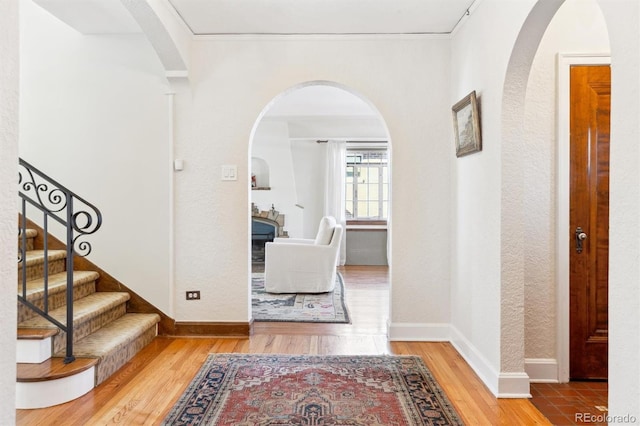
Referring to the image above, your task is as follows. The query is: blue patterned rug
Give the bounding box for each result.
[251,272,350,323]
[163,354,464,425]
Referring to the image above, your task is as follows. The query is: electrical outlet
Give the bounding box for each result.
[186,291,201,300]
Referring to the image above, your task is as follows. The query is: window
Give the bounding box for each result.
[345,149,388,221]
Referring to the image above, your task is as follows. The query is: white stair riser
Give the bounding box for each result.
[16,337,52,364]
[16,367,95,409]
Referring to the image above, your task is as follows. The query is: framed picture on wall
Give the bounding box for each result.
[452,91,482,157]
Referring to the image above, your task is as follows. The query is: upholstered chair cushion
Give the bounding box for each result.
[265,224,343,293]
[314,216,336,245]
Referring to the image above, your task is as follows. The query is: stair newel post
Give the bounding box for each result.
[64,193,75,364]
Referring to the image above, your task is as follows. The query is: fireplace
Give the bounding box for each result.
[251,204,287,262]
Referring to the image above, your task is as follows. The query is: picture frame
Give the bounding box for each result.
[452,90,482,157]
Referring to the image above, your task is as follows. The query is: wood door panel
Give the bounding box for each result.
[569,65,610,380]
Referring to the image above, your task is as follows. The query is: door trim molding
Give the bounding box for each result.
[556,53,610,383]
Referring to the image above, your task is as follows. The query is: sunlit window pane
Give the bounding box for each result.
[346,183,354,201]
[369,184,379,201]
[357,201,368,217]
[345,200,354,219]
[346,148,388,220]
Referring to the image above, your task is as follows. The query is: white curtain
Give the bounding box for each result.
[324,140,347,265]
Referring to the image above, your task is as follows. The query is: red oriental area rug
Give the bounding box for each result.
[162,354,464,425]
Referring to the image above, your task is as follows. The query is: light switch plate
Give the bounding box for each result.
[221,165,237,181]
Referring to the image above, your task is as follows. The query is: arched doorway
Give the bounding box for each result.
[509,0,611,385]
[503,0,614,393]
[248,81,392,328]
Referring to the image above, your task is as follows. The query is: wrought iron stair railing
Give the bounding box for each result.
[18,159,102,364]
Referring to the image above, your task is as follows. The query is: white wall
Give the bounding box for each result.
[450,0,538,395]
[523,0,609,369]
[19,1,172,314]
[597,0,640,421]
[172,36,452,325]
[0,0,18,421]
[291,140,325,239]
[251,120,303,238]
[451,0,640,407]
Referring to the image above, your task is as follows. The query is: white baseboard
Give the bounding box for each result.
[498,372,532,398]
[525,358,559,383]
[387,321,450,341]
[387,322,532,398]
[449,326,531,398]
[449,325,500,395]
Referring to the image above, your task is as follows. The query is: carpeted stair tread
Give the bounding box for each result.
[62,313,160,358]
[20,250,67,267]
[18,271,99,299]
[19,229,38,239]
[15,226,161,393]
[17,271,100,324]
[18,229,37,250]
[17,292,130,329]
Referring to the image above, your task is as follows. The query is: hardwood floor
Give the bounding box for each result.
[17,265,550,425]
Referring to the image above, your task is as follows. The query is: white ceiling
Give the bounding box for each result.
[169,0,476,35]
[31,0,469,135]
[33,0,477,36]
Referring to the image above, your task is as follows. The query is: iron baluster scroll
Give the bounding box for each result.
[17,158,102,364]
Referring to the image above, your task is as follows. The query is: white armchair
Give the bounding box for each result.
[264,217,343,293]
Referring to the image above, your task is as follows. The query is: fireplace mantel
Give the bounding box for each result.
[251,203,287,238]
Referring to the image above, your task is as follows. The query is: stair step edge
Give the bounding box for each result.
[17,328,59,340]
[17,357,98,383]
[19,270,100,298]
[18,229,38,239]
[67,313,161,357]
[17,292,131,329]
[21,250,67,267]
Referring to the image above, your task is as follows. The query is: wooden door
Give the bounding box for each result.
[569,65,610,380]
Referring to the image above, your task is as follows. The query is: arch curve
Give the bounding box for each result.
[120,0,189,78]
[499,0,566,392]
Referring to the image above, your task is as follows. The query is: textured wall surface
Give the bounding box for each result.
[450,0,538,380]
[524,0,609,361]
[598,0,640,421]
[0,0,18,421]
[172,36,453,323]
[20,1,172,314]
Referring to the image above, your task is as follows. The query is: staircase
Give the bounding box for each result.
[16,226,161,409]
[16,159,161,409]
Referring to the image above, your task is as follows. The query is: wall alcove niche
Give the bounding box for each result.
[251,157,270,190]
